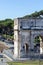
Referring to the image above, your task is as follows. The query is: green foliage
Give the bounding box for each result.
[23,10,43,18]
[0,18,14,39]
[34,36,40,44]
[0,19,13,27]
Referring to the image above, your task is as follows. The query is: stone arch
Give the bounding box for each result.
[34,35,43,53]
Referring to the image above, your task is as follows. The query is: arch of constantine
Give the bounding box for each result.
[14,18,43,58]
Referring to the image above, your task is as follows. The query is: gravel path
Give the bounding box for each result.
[0,62,7,65]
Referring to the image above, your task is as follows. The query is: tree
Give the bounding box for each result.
[23,10,43,18]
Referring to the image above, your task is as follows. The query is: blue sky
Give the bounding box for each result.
[0,0,43,20]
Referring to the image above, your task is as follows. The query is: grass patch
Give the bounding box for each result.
[7,60,43,65]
